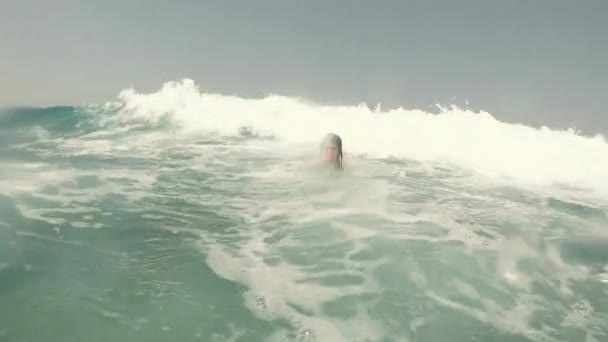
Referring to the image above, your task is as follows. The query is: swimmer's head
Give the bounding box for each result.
[320,133,343,169]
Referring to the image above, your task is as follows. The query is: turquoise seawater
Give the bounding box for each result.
[1,103,607,342]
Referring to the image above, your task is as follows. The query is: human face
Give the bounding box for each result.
[321,145,338,162]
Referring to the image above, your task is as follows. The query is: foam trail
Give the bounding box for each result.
[95,79,608,197]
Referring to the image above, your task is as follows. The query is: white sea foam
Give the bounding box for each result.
[95,79,608,199]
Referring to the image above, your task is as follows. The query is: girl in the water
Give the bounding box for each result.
[319,133,344,170]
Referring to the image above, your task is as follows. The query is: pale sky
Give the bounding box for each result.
[1,0,606,135]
